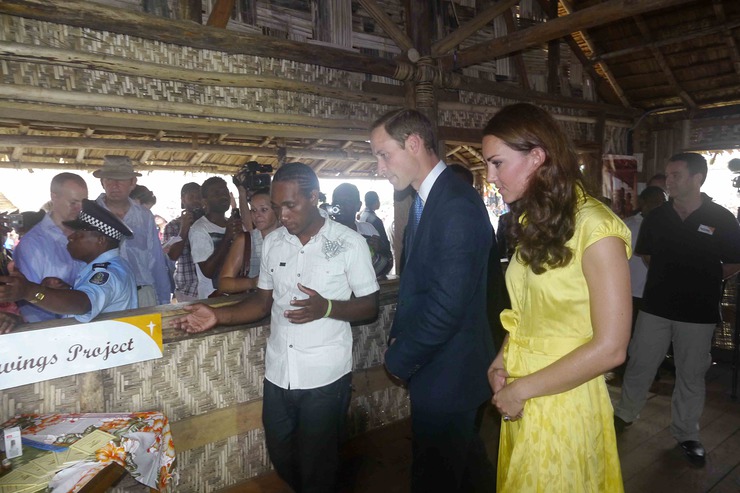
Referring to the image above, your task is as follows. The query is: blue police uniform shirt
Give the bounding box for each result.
[14,213,86,323]
[73,249,138,323]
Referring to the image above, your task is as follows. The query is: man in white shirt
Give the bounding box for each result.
[14,172,88,323]
[94,155,171,307]
[189,176,241,299]
[623,186,667,327]
[172,163,379,493]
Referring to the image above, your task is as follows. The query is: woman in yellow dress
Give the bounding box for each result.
[483,103,631,492]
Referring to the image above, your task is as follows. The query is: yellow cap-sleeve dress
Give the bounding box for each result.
[497,193,631,493]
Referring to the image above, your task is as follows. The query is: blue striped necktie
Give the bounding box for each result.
[411,193,423,230]
[405,194,424,263]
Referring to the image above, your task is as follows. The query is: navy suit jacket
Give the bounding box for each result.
[385,167,495,413]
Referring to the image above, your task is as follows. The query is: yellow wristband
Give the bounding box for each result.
[324,299,333,318]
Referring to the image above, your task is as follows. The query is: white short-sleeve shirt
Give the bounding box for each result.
[258,217,379,390]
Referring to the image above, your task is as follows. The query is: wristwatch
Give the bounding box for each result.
[28,289,46,304]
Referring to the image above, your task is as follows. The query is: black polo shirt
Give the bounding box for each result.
[636,194,740,324]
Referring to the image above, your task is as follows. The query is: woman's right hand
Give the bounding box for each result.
[488,366,509,395]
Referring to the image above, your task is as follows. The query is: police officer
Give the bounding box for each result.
[0,199,138,322]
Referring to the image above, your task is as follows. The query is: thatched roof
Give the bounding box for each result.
[0,0,736,181]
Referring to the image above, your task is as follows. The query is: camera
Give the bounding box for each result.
[233,161,273,190]
[325,204,342,219]
[0,213,23,231]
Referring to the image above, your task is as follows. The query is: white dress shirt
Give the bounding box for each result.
[258,217,379,390]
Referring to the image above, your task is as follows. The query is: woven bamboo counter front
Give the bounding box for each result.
[0,279,406,492]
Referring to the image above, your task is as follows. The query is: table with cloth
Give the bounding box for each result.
[0,412,175,492]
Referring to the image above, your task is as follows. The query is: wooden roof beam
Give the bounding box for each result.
[502,7,530,90]
[713,0,740,76]
[0,0,405,81]
[356,0,415,54]
[0,134,376,162]
[188,152,211,166]
[439,0,696,70]
[634,15,696,110]
[591,19,740,63]
[431,0,519,57]
[555,0,631,108]
[0,41,405,106]
[206,0,235,28]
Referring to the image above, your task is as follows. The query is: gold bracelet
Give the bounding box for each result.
[323,299,333,318]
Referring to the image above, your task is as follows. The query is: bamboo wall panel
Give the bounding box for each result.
[0,15,397,129]
[0,302,407,491]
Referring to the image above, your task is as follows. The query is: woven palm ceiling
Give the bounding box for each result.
[0,0,737,180]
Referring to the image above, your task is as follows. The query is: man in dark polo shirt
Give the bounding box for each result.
[614,152,740,463]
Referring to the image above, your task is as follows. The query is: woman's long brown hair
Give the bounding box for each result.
[483,103,583,274]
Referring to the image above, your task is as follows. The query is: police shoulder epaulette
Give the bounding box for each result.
[92,262,111,270]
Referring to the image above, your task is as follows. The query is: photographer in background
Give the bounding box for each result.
[331,183,393,279]
[218,162,276,294]
[163,182,202,303]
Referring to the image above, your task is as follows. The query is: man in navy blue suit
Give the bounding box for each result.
[370,109,496,492]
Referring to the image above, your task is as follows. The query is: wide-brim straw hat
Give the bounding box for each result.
[93,155,142,179]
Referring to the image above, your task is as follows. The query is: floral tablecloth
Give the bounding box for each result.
[0,412,176,492]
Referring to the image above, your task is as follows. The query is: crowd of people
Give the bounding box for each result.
[0,154,392,332]
[1,103,737,492]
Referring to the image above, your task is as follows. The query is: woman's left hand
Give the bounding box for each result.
[492,380,526,422]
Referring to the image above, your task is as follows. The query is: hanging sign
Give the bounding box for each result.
[0,314,163,390]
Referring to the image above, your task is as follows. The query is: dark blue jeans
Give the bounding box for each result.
[262,373,352,493]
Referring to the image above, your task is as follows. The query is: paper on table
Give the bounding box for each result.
[0,468,39,485]
[69,430,115,456]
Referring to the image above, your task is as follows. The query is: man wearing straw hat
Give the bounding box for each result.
[0,199,137,322]
[94,155,171,307]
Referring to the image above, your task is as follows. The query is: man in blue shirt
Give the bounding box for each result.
[0,199,138,322]
[14,172,88,323]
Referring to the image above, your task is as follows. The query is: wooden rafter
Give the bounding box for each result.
[356,0,414,53]
[431,0,519,57]
[501,7,530,90]
[713,0,740,76]
[0,0,404,80]
[206,0,235,28]
[438,0,696,70]
[0,134,376,162]
[555,0,630,107]
[634,15,696,110]
[0,41,404,107]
